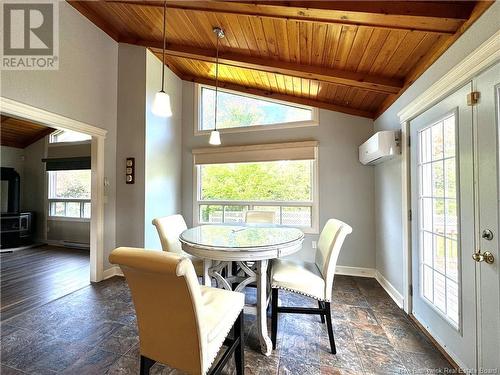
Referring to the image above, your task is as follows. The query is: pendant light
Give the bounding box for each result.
[209,27,225,146]
[152,1,172,117]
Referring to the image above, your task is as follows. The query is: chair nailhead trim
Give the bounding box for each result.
[271,284,331,302]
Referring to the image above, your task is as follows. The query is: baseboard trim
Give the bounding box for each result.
[375,270,404,308]
[103,266,123,279]
[335,266,375,278]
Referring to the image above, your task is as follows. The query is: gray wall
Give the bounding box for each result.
[115,45,183,252]
[373,2,500,294]
[115,44,147,249]
[144,51,183,249]
[181,81,376,268]
[22,138,47,241]
[0,146,25,207]
[1,2,118,265]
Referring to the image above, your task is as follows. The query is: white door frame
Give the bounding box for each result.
[397,30,500,315]
[0,97,107,282]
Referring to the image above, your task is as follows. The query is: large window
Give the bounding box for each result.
[49,129,91,143]
[196,84,318,134]
[48,170,91,219]
[194,142,318,232]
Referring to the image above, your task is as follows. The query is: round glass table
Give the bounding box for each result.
[180,224,304,356]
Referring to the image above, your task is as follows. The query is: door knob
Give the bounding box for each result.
[472,250,494,264]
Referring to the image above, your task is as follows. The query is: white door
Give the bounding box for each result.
[475,63,500,370]
[410,83,477,368]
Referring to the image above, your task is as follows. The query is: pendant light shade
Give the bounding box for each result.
[210,27,225,146]
[153,1,172,118]
[152,90,172,117]
[209,130,221,145]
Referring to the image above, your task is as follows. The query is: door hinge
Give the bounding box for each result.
[408,135,411,147]
[409,284,413,297]
[467,91,480,106]
[408,209,412,221]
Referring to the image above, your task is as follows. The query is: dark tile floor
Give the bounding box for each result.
[0,275,453,374]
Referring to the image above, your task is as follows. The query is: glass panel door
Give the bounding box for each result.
[418,114,460,327]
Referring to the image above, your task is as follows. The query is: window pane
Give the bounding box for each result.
[434,272,446,312]
[66,202,80,218]
[443,115,456,158]
[200,160,312,202]
[201,87,313,130]
[446,238,458,282]
[49,170,91,199]
[252,206,281,224]
[50,129,91,143]
[444,158,456,198]
[50,202,65,216]
[281,206,311,227]
[423,265,433,302]
[434,235,445,274]
[223,205,247,223]
[432,161,444,197]
[83,202,91,219]
[446,279,459,325]
[431,121,443,161]
[200,205,223,223]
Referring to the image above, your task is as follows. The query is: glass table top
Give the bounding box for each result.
[179,224,304,249]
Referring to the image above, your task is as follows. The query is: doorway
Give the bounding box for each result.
[0,97,106,284]
[409,63,500,370]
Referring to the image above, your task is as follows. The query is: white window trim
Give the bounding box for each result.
[192,144,319,234]
[193,83,319,136]
[47,198,91,221]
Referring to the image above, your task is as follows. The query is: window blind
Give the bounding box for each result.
[42,157,91,171]
[193,141,318,165]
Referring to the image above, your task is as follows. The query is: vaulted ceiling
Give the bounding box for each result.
[69,1,492,119]
[0,115,55,149]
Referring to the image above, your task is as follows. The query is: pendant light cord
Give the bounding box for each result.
[214,33,220,131]
[161,0,166,92]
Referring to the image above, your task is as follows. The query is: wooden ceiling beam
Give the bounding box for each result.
[105,0,465,34]
[374,1,494,118]
[131,40,403,94]
[183,75,375,119]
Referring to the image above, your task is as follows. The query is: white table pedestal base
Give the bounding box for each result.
[203,259,272,356]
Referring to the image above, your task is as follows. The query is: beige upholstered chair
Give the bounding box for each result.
[109,247,245,375]
[152,214,204,277]
[270,218,353,354]
[245,210,276,224]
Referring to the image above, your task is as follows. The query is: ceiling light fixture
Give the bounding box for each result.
[209,26,225,146]
[152,1,172,117]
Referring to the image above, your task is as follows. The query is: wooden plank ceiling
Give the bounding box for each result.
[69,1,492,119]
[1,115,55,149]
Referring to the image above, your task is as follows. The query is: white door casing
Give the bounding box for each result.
[0,97,107,282]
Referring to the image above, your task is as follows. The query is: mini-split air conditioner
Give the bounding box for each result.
[359,130,400,165]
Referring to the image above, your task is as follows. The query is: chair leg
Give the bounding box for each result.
[140,355,155,375]
[271,288,278,350]
[318,301,325,323]
[234,311,245,375]
[324,302,336,354]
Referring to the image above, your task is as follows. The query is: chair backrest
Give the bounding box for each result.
[314,219,353,299]
[245,210,276,224]
[152,214,187,254]
[109,247,206,374]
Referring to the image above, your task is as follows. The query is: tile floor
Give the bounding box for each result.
[0,275,453,374]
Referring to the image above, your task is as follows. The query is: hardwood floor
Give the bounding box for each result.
[0,245,89,321]
[0,275,453,374]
